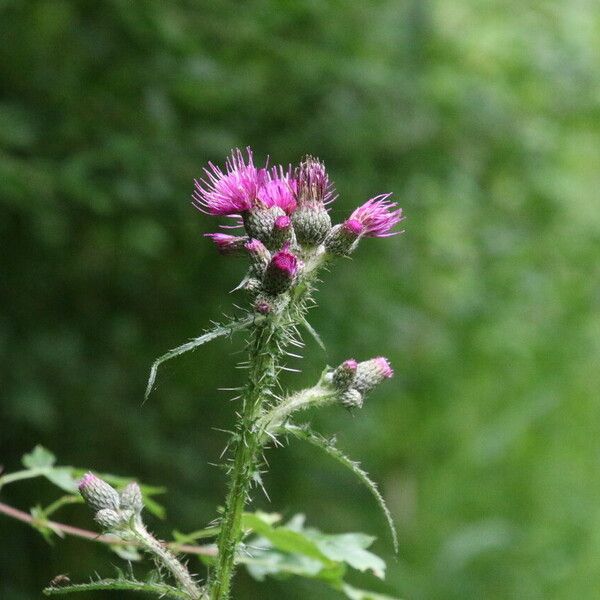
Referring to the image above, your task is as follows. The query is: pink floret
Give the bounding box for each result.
[192,147,265,216]
[374,356,394,378]
[349,194,404,237]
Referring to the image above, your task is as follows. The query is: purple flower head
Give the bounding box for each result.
[296,156,336,207]
[270,244,298,278]
[373,356,394,379]
[258,166,297,214]
[193,147,266,216]
[343,219,365,236]
[204,233,248,255]
[348,194,404,237]
[343,359,359,370]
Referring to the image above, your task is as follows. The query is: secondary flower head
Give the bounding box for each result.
[353,357,394,394]
[193,147,264,216]
[204,233,248,255]
[348,194,404,237]
[262,243,299,295]
[296,156,336,207]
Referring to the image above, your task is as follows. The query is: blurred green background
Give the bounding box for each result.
[1,1,599,598]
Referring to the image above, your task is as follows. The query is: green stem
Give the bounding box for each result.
[210,319,283,600]
[133,523,202,599]
[257,382,336,436]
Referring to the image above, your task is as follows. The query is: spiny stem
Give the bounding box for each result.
[133,523,203,599]
[257,381,336,436]
[210,319,282,600]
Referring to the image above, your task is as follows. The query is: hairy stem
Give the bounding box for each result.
[257,381,336,436]
[210,319,282,600]
[133,523,202,599]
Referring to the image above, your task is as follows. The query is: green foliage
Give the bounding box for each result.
[238,512,398,599]
[1,0,600,599]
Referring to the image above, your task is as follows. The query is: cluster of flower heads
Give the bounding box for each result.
[193,148,404,312]
[79,473,143,530]
[332,357,394,409]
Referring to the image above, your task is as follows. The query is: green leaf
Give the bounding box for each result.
[285,423,399,554]
[45,468,79,493]
[242,512,333,564]
[340,583,403,600]
[311,533,386,579]
[240,548,329,581]
[22,445,56,469]
[145,314,256,401]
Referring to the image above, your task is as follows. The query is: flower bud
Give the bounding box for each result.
[254,297,273,315]
[79,473,120,513]
[340,388,363,410]
[292,156,333,246]
[333,359,358,389]
[353,357,393,394]
[243,204,286,245]
[262,245,299,295]
[292,204,331,247]
[120,482,143,514]
[270,215,294,249]
[245,239,271,277]
[94,508,124,529]
[324,220,364,256]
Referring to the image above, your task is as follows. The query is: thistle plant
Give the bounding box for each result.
[0,148,405,600]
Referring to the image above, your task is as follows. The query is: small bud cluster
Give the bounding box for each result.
[194,148,404,310]
[332,357,393,409]
[79,473,143,531]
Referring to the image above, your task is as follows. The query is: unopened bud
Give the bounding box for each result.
[245,239,271,277]
[340,388,363,409]
[324,220,364,256]
[292,204,331,247]
[79,473,120,513]
[353,357,393,394]
[292,156,333,246]
[262,245,299,295]
[270,215,294,248]
[120,482,143,514]
[94,508,123,529]
[333,359,358,389]
[254,297,273,315]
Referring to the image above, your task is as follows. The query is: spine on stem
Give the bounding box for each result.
[210,319,284,600]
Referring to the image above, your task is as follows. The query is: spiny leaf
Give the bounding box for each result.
[300,316,327,352]
[43,578,190,598]
[284,423,398,554]
[144,314,257,401]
